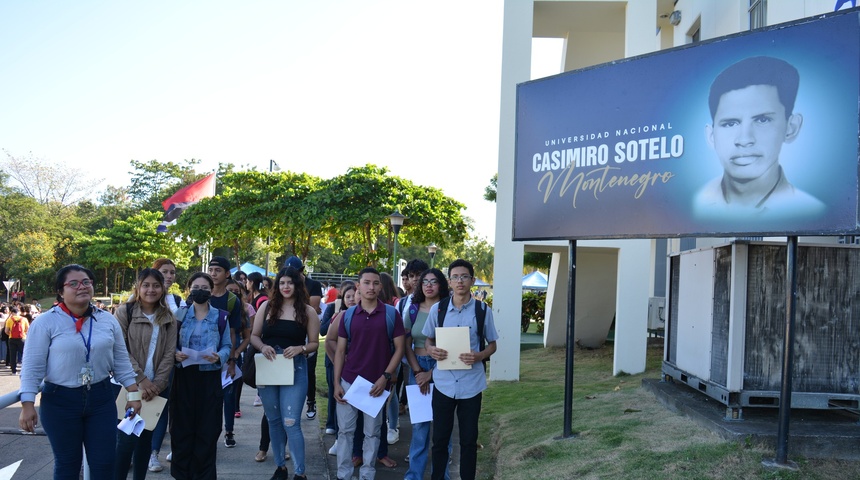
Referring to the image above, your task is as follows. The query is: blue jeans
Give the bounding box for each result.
[115,426,153,480]
[223,382,235,432]
[40,378,117,480]
[151,373,172,454]
[324,359,337,432]
[258,354,308,475]
[405,356,450,480]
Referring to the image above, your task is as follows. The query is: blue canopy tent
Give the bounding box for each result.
[230,262,269,276]
[521,271,548,290]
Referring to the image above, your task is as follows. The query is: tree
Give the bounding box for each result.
[1,149,98,205]
[127,159,203,211]
[314,165,468,272]
[83,211,192,293]
[484,173,497,202]
[173,170,322,267]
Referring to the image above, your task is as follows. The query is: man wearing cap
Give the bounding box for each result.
[207,256,244,448]
[283,256,323,419]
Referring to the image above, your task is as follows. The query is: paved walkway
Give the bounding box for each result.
[0,363,443,479]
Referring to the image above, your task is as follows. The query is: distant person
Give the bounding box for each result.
[693,56,825,221]
[4,306,28,375]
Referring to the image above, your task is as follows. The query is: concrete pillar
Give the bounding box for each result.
[491,0,533,381]
[625,0,658,57]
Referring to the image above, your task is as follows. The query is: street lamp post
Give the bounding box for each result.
[427,243,438,268]
[388,211,405,279]
[265,160,280,277]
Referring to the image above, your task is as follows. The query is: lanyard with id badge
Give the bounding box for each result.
[73,314,95,388]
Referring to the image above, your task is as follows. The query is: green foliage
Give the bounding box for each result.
[83,211,192,273]
[524,252,552,271]
[484,173,497,202]
[315,165,468,272]
[521,290,546,333]
[127,159,203,211]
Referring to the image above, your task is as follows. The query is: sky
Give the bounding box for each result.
[1,1,561,244]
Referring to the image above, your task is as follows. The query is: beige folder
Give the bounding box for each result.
[115,386,168,431]
[254,353,294,386]
[435,326,472,370]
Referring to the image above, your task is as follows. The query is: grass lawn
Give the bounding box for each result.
[474,344,860,480]
[313,337,860,479]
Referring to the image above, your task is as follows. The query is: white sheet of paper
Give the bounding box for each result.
[221,364,242,388]
[115,386,167,432]
[179,348,216,367]
[343,375,389,418]
[435,327,472,370]
[405,384,434,424]
[254,353,294,386]
[117,414,145,436]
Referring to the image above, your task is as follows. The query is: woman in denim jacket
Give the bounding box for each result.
[169,272,232,480]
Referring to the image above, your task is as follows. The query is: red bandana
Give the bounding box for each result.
[59,302,89,333]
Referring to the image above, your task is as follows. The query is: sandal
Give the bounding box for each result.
[352,456,362,467]
[377,456,397,468]
[255,450,267,462]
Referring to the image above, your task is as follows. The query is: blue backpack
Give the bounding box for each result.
[343,303,398,354]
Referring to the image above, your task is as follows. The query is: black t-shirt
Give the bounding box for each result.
[305,277,322,298]
[209,291,242,331]
[261,318,306,349]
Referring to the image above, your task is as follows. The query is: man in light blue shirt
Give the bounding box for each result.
[423,258,498,480]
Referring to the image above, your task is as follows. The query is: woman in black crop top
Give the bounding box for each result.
[250,267,320,480]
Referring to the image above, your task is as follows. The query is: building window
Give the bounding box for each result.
[749,0,767,30]
[838,236,860,245]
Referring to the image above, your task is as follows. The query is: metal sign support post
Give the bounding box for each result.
[562,240,577,439]
[765,235,799,470]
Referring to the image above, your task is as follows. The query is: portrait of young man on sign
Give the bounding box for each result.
[692,56,826,222]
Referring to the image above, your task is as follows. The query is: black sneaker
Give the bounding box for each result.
[306,402,316,419]
[269,466,288,480]
[224,433,236,448]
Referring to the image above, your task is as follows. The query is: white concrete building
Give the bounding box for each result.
[491,0,851,381]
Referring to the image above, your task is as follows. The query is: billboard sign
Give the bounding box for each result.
[513,11,860,240]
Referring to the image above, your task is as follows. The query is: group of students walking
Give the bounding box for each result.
[15,253,497,480]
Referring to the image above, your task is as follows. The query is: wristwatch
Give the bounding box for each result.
[383,372,392,382]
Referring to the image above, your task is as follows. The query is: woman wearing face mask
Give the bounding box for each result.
[170,272,232,480]
[114,269,177,480]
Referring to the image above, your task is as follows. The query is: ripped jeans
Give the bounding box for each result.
[258,354,308,474]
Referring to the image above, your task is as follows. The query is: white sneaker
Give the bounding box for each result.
[387,428,399,444]
[166,451,172,462]
[148,453,163,472]
[328,440,338,456]
[253,395,263,406]
[325,428,336,435]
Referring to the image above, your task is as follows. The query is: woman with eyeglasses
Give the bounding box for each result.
[19,264,142,480]
[170,272,232,479]
[403,268,450,480]
[322,280,357,454]
[114,268,177,480]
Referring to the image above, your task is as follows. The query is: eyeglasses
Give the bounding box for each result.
[449,275,472,282]
[64,279,93,289]
[422,279,439,286]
